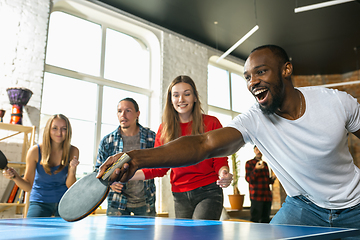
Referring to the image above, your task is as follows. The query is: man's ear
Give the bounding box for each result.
[283,62,293,78]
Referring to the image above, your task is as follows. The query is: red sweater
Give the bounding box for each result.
[143,115,228,192]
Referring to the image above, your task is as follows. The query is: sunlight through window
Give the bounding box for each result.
[42,11,152,175]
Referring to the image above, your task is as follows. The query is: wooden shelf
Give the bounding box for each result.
[0,123,35,133]
[7,162,26,168]
[0,203,26,207]
[0,123,35,217]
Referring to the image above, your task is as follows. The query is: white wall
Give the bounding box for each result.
[0,0,50,218]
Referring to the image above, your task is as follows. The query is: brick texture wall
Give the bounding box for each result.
[0,0,50,218]
[162,33,209,112]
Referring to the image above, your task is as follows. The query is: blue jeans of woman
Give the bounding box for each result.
[172,182,223,220]
[27,201,59,217]
[271,196,360,239]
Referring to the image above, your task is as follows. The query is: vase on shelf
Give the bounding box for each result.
[6,87,33,125]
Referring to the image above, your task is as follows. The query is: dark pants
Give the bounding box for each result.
[250,200,272,223]
[107,205,147,216]
[172,182,223,220]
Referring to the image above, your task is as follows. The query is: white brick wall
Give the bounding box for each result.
[0,0,49,127]
[162,33,209,113]
[0,0,50,218]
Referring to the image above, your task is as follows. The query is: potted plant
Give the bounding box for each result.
[228,152,245,210]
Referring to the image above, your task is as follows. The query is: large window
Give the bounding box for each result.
[42,9,156,177]
[207,58,256,208]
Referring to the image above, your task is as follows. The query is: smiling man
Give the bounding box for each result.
[95,97,156,217]
[98,45,360,233]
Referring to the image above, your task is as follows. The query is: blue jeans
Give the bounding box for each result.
[172,182,223,220]
[107,205,147,216]
[271,196,360,239]
[27,201,59,217]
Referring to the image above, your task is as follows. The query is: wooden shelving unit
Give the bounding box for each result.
[0,122,35,217]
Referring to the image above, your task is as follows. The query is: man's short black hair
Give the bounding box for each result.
[119,97,139,112]
[251,45,290,65]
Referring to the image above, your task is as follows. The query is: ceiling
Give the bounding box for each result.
[96,0,360,76]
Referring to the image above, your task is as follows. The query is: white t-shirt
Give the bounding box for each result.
[227,86,360,209]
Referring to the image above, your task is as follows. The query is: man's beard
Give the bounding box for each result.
[258,73,284,115]
[120,122,130,129]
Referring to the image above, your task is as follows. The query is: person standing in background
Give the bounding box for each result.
[246,145,276,223]
[3,114,79,217]
[95,97,156,216]
[122,75,233,220]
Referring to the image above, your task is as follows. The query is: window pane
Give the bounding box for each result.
[208,65,230,109]
[46,12,102,76]
[104,28,150,88]
[101,86,149,138]
[236,143,257,207]
[231,73,256,113]
[44,10,155,187]
[68,118,96,176]
[42,73,97,121]
[208,110,233,127]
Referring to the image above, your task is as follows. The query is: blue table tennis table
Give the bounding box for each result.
[0,215,359,240]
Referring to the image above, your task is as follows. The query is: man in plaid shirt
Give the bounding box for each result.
[95,98,156,216]
[245,145,276,223]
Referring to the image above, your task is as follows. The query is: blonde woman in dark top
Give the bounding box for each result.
[3,114,79,217]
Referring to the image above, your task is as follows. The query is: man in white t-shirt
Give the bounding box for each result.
[98,45,360,232]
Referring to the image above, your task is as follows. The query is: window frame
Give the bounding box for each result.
[208,56,244,119]
[45,0,162,170]
[207,56,255,208]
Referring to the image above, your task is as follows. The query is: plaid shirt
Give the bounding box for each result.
[245,158,275,202]
[95,124,156,212]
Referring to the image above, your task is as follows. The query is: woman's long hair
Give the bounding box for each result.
[41,114,72,175]
[161,75,204,144]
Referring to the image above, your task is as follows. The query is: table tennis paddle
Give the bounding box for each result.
[58,153,131,222]
[0,150,8,170]
[0,150,15,179]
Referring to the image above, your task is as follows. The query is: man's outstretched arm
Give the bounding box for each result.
[97,127,244,182]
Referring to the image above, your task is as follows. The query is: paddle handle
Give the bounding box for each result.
[102,153,131,181]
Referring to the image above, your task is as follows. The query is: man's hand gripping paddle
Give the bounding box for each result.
[58,153,131,222]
